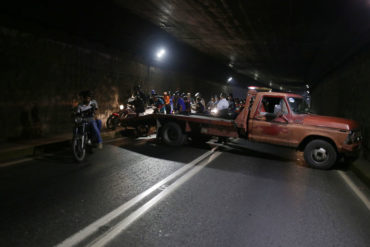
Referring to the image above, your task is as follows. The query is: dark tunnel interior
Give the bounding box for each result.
[0,0,370,157]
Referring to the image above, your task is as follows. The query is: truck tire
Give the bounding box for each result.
[304,139,337,169]
[162,122,186,146]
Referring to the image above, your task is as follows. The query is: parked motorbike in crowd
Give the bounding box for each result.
[106,103,136,130]
[72,108,97,162]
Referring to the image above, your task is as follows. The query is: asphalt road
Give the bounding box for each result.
[0,137,369,247]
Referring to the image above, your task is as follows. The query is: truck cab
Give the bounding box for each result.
[238,89,362,169]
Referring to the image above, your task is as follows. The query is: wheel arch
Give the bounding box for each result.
[298,135,338,153]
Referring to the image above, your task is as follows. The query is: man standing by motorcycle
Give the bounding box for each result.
[133,85,146,116]
[77,90,103,149]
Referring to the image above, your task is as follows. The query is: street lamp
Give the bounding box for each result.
[156,48,166,60]
[147,47,167,83]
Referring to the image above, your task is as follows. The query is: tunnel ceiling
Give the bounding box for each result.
[2,0,370,90]
[115,0,370,89]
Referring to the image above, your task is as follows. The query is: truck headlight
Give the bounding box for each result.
[345,130,362,144]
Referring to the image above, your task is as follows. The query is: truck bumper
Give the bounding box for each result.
[341,143,361,160]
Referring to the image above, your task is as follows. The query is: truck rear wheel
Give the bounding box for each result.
[162,122,186,146]
[304,139,337,169]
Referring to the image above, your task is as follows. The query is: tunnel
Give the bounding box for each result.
[0,0,370,156]
[1,1,370,246]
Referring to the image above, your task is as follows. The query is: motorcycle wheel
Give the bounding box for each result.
[72,137,86,162]
[106,115,118,130]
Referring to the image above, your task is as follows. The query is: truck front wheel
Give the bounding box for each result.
[162,122,186,146]
[304,139,337,169]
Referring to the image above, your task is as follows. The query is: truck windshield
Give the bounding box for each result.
[287,97,310,114]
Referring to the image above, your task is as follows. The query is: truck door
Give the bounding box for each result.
[249,96,293,146]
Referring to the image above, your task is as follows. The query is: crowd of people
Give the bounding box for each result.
[130,85,246,119]
[74,87,247,150]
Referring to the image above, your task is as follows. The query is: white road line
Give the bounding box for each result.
[88,151,222,247]
[56,147,218,247]
[337,170,370,211]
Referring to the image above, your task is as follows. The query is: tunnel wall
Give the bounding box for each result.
[311,46,370,159]
[0,26,242,141]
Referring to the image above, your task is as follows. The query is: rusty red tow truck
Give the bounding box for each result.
[120,87,362,169]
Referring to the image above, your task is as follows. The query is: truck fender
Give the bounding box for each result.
[297,135,338,153]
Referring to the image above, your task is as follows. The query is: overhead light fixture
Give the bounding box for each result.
[156,48,166,59]
[227,77,233,82]
[306,84,310,88]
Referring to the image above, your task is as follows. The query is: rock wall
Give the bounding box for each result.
[311,46,370,159]
[0,27,243,141]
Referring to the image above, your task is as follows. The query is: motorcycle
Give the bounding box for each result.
[106,104,136,130]
[72,108,98,162]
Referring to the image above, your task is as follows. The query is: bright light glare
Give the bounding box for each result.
[306,84,310,88]
[145,108,154,115]
[119,105,124,110]
[227,77,233,82]
[156,48,166,59]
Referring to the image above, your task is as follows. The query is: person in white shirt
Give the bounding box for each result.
[77,91,103,149]
[216,93,229,117]
[216,93,230,143]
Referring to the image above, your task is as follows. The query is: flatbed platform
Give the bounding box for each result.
[121,113,235,127]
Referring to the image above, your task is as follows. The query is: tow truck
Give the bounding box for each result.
[120,87,361,169]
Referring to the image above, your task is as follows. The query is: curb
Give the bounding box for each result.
[0,129,124,165]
